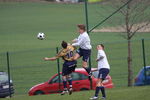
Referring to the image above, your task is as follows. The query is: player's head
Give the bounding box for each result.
[97,44,104,50]
[61,41,68,49]
[77,24,86,34]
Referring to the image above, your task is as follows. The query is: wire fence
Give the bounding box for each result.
[0,39,150,96]
[0,0,150,97]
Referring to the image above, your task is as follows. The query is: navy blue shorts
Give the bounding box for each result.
[98,68,110,80]
[62,60,77,76]
[76,48,91,62]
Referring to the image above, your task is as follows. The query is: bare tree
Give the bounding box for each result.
[111,0,150,86]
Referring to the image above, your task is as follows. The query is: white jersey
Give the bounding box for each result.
[97,50,110,70]
[72,32,92,50]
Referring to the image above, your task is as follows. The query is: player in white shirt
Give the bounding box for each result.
[72,24,92,79]
[90,44,110,100]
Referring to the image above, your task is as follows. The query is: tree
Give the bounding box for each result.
[111,0,150,86]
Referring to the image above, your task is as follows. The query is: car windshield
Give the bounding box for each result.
[92,71,99,78]
[0,73,8,83]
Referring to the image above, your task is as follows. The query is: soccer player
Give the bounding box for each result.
[72,24,92,79]
[44,41,77,95]
[90,44,110,100]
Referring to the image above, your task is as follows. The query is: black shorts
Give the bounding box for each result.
[62,60,77,76]
[98,68,110,80]
[76,48,91,62]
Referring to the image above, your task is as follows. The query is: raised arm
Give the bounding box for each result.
[72,38,78,43]
[72,37,83,47]
[44,57,58,61]
[44,48,64,61]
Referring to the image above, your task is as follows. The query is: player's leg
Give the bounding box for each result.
[96,79,105,98]
[61,75,68,95]
[82,49,92,79]
[82,61,91,73]
[67,75,72,89]
[67,74,73,95]
[73,53,80,60]
[61,65,68,95]
[98,69,109,99]
[90,69,109,100]
[67,64,76,89]
[90,79,102,100]
[67,61,77,95]
[73,48,91,75]
[73,48,82,61]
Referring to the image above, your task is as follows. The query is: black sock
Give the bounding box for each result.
[63,81,67,89]
[100,86,106,98]
[68,78,72,88]
[95,86,101,97]
[88,67,91,73]
[84,67,91,74]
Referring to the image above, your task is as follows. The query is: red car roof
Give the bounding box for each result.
[51,68,97,78]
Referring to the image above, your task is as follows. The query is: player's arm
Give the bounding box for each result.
[67,43,77,50]
[96,50,104,62]
[44,49,64,61]
[44,57,58,61]
[91,68,98,72]
[71,45,77,50]
[96,56,104,62]
[72,37,83,47]
[72,38,78,43]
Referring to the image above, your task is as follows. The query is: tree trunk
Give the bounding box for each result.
[127,40,133,86]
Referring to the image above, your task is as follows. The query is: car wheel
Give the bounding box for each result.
[0,96,6,98]
[80,88,89,91]
[34,91,44,95]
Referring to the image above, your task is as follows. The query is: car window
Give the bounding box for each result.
[71,72,88,81]
[50,75,62,83]
[71,72,80,81]
[50,72,88,83]
[80,73,88,80]
[146,68,150,76]
[92,71,99,78]
[0,74,8,83]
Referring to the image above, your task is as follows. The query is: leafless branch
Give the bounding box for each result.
[129,22,150,39]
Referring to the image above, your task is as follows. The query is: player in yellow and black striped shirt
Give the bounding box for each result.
[44,41,77,95]
[56,44,76,61]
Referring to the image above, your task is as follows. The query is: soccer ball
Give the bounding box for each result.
[37,32,45,40]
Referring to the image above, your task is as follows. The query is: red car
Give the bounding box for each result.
[28,68,114,96]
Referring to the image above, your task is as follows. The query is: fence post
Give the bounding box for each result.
[56,47,61,92]
[6,52,11,98]
[84,0,89,33]
[142,39,147,85]
[84,0,92,90]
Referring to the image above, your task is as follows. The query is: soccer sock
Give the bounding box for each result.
[68,77,72,88]
[95,86,101,97]
[84,67,91,74]
[63,81,67,90]
[100,86,106,98]
[88,67,91,73]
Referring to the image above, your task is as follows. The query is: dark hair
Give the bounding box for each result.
[77,24,86,31]
[100,44,104,49]
[61,41,68,49]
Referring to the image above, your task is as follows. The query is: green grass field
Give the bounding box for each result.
[0,1,150,96]
[1,86,150,100]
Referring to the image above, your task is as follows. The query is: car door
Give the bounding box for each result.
[146,67,150,84]
[46,75,64,94]
[71,72,90,91]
